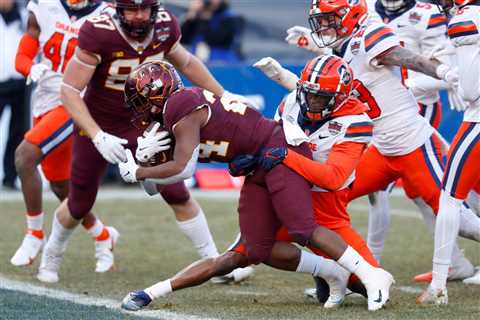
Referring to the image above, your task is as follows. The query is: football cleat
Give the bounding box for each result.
[10,234,45,266]
[37,241,65,283]
[322,267,349,309]
[210,266,254,284]
[416,285,448,305]
[121,290,153,311]
[414,256,474,282]
[363,268,395,311]
[95,226,119,273]
[463,267,480,285]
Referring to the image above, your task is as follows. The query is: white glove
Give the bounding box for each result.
[447,86,468,112]
[92,130,128,164]
[118,150,139,183]
[285,26,331,55]
[136,122,171,163]
[222,90,259,109]
[436,64,459,85]
[253,57,299,91]
[426,43,455,61]
[27,63,49,85]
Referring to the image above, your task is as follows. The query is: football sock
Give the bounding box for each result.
[432,191,462,290]
[367,191,391,263]
[26,211,44,238]
[145,279,172,299]
[296,250,346,279]
[337,246,375,282]
[84,218,109,240]
[49,212,75,249]
[176,209,219,259]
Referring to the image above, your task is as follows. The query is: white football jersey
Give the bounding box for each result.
[448,5,480,122]
[340,18,433,156]
[277,91,373,192]
[372,1,449,105]
[27,0,106,117]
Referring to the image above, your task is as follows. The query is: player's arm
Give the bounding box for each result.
[283,142,366,191]
[15,13,40,77]
[60,47,101,138]
[166,43,224,96]
[135,108,207,181]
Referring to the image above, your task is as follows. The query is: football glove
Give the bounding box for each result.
[447,86,468,112]
[27,63,49,84]
[136,122,171,163]
[258,147,288,171]
[228,154,258,177]
[285,26,331,55]
[93,130,128,164]
[436,64,459,86]
[118,150,139,183]
[222,90,259,110]
[253,57,299,91]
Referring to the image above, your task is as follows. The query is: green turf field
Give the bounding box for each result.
[1,193,479,319]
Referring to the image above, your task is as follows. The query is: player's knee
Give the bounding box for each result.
[246,245,273,265]
[159,184,191,205]
[289,229,315,247]
[15,142,41,173]
[50,180,69,201]
[67,187,93,220]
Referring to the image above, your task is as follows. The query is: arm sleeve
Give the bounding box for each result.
[15,33,39,77]
[455,44,480,102]
[283,141,366,191]
[145,146,199,185]
[77,20,104,57]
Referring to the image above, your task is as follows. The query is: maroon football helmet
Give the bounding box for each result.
[114,0,160,40]
[124,61,183,128]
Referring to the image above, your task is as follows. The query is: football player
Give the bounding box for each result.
[417,0,480,304]
[37,0,251,283]
[11,0,118,273]
[118,59,394,312]
[266,0,480,284]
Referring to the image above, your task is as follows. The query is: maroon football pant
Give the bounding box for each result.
[238,128,317,265]
[67,127,190,219]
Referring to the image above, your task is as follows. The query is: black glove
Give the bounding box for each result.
[258,147,287,171]
[228,154,258,177]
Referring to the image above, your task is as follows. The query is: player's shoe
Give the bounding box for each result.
[121,290,153,311]
[322,267,349,309]
[416,285,448,305]
[10,233,45,266]
[414,256,474,282]
[463,267,480,285]
[95,226,119,273]
[363,268,395,311]
[37,241,65,283]
[210,266,254,284]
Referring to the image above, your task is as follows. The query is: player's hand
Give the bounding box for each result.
[93,130,128,164]
[27,63,49,84]
[285,26,331,55]
[119,150,139,183]
[258,147,288,171]
[136,122,171,163]
[253,57,284,81]
[426,43,455,61]
[222,90,259,109]
[447,87,468,112]
[228,154,258,177]
[436,64,459,86]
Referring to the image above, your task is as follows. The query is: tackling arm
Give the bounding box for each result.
[283,142,366,191]
[60,48,100,138]
[135,108,207,181]
[167,43,224,96]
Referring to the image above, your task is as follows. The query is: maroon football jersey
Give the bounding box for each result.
[163,87,277,162]
[77,7,180,132]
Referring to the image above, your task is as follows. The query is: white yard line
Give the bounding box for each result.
[0,274,217,320]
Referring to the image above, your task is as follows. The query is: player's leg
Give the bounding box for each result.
[11,107,72,266]
[418,122,480,304]
[367,186,393,263]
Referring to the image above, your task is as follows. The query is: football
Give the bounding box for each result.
[139,121,175,167]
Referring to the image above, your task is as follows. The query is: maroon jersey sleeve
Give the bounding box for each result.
[155,9,181,54]
[77,17,106,57]
[163,88,208,132]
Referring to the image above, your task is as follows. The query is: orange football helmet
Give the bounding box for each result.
[297,55,354,121]
[309,0,368,48]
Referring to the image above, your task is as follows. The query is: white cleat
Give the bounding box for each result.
[10,234,45,266]
[364,268,395,311]
[37,241,65,283]
[95,226,119,273]
[463,267,480,285]
[323,267,349,309]
[211,266,254,284]
[416,284,448,305]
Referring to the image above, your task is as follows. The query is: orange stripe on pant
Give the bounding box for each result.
[24,106,73,181]
[348,137,443,214]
